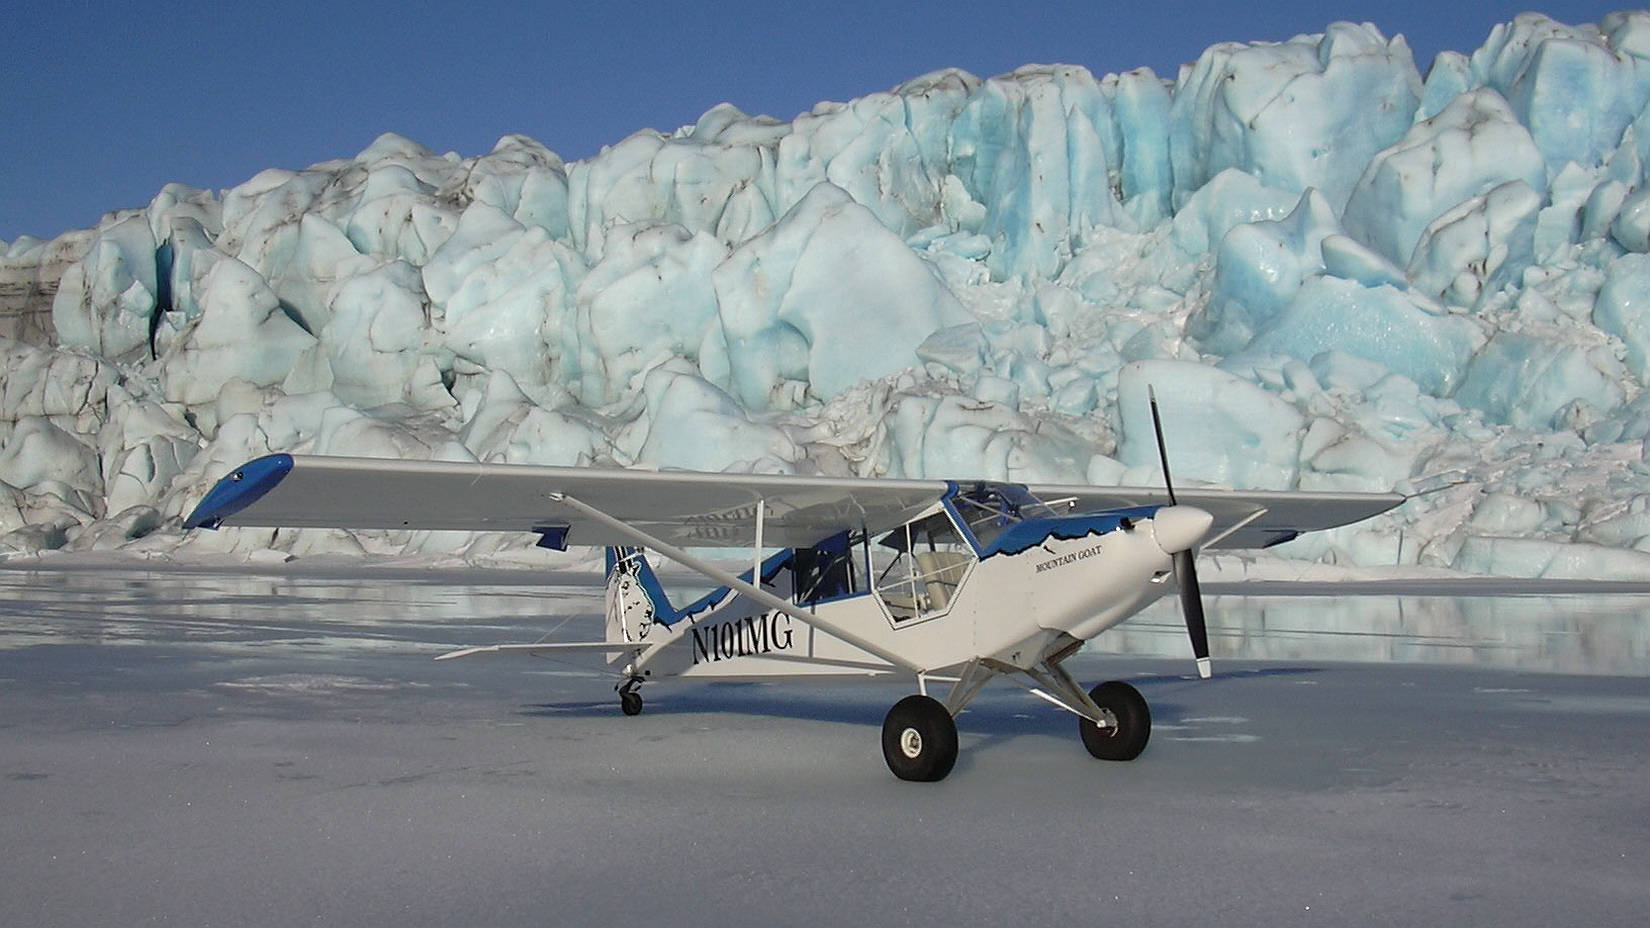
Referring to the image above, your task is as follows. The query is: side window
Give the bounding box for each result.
[794,531,865,605]
[871,511,975,624]
[868,532,913,622]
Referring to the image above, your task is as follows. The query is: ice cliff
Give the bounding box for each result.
[7,11,1650,579]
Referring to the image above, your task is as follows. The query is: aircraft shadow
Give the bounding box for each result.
[512,666,1325,739]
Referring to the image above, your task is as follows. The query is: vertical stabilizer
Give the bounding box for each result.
[604,546,675,643]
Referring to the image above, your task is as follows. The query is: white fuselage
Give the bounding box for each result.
[624,506,1187,682]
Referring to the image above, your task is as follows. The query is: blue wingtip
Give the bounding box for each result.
[183,453,295,530]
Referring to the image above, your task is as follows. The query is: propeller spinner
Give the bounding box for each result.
[1148,386,1214,680]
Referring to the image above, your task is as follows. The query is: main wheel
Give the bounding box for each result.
[881,694,959,782]
[1078,680,1150,761]
[620,690,644,716]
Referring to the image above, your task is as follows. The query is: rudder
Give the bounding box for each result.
[604,546,675,643]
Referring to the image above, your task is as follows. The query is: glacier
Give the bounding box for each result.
[7,11,1650,579]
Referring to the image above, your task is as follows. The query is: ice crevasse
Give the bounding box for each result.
[8,11,1650,579]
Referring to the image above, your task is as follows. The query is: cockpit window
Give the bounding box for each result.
[871,510,975,624]
[950,483,1057,550]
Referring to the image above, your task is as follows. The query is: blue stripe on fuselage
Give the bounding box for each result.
[976,505,1163,558]
[643,548,795,627]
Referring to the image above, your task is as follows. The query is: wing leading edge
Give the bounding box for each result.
[186,453,1403,551]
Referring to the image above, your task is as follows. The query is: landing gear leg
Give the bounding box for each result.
[617,676,644,716]
[1021,657,1151,763]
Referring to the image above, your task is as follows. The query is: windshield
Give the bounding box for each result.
[950,483,1057,550]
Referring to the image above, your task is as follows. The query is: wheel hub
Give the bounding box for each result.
[1096,707,1119,737]
[899,727,924,758]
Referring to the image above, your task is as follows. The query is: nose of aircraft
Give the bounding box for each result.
[1151,505,1213,555]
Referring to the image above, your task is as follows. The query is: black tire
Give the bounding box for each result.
[881,694,959,782]
[1078,680,1151,761]
[620,691,643,716]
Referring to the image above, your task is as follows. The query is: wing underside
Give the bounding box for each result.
[186,453,1402,551]
[185,453,948,549]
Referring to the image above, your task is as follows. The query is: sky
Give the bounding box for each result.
[1,1,1635,244]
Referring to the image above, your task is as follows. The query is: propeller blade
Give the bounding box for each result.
[1147,385,1177,506]
[1150,386,1210,678]
[1174,549,1212,679]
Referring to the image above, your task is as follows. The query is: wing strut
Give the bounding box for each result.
[1200,506,1269,550]
[549,492,920,673]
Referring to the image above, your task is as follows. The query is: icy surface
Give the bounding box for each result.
[11,12,1650,578]
[1,566,1646,926]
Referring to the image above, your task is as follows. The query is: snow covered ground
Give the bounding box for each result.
[1,564,1646,926]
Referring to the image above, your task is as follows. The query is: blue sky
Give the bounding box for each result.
[2,1,1632,243]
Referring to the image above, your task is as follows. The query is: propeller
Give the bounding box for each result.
[1148,386,1213,680]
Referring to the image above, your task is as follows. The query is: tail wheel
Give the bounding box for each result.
[881,694,958,782]
[619,690,643,716]
[1078,680,1150,761]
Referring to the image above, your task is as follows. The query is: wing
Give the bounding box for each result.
[185,453,948,549]
[1033,484,1403,550]
[186,453,1402,551]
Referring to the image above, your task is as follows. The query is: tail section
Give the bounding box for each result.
[604,546,676,643]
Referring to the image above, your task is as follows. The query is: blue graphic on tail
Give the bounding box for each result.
[605,546,679,631]
[604,545,794,635]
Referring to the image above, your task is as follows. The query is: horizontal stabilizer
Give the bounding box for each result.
[434,641,652,661]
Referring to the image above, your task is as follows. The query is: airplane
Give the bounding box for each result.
[184,397,1402,781]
